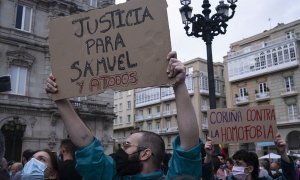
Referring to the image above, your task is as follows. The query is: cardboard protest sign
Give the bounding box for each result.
[208,105,278,144]
[49,0,172,100]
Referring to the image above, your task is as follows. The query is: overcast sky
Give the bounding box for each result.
[115,0,300,62]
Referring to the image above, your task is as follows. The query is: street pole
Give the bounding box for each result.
[180,0,237,109]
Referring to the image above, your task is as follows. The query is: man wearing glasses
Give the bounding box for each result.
[46,51,212,179]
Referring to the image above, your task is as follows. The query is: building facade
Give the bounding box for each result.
[224,20,300,155]
[113,58,226,152]
[0,0,115,162]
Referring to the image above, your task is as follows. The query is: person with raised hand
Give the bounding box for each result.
[45,51,209,179]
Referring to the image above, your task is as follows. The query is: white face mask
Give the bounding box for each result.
[232,166,248,180]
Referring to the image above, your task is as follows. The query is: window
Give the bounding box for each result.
[277,47,283,64]
[119,103,123,111]
[166,104,170,112]
[114,105,118,113]
[272,49,278,65]
[119,116,123,124]
[89,0,97,7]
[283,45,289,62]
[239,87,248,97]
[166,120,171,129]
[288,104,298,121]
[259,82,268,93]
[156,122,160,130]
[127,101,131,110]
[148,123,152,130]
[138,110,143,116]
[200,76,209,90]
[286,31,294,39]
[187,67,193,75]
[289,43,296,61]
[127,115,131,123]
[285,76,294,92]
[15,5,32,32]
[148,108,152,115]
[10,65,27,95]
[156,106,160,113]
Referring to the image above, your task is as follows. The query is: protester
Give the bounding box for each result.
[21,149,34,166]
[46,51,212,179]
[205,134,296,180]
[21,149,59,180]
[10,162,22,180]
[0,157,9,180]
[270,162,282,179]
[216,154,227,179]
[58,139,82,180]
[259,159,272,179]
[226,158,234,176]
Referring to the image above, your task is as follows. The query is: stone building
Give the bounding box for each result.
[224,19,300,155]
[113,58,226,152]
[0,0,115,162]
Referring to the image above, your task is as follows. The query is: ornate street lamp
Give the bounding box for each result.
[179,0,237,110]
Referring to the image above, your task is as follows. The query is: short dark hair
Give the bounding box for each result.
[226,157,234,165]
[232,150,259,179]
[60,139,76,153]
[22,149,34,162]
[135,131,165,168]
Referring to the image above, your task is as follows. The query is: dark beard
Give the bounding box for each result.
[110,148,143,176]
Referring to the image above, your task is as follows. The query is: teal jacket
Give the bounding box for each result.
[75,136,203,180]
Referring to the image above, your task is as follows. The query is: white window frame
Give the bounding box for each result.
[156,122,160,130]
[89,0,97,7]
[285,76,294,92]
[259,82,267,93]
[9,65,27,95]
[288,104,298,121]
[166,120,171,129]
[15,4,32,32]
[239,87,247,97]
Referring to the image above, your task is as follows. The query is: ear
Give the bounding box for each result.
[139,149,152,161]
[246,165,254,174]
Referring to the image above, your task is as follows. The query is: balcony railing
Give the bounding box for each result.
[235,96,249,105]
[167,127,178,132]
[281,86,298,97]
[70,100,113,114]
[201,105,209,112]
[162,109,177,117]
[255,92,270,101]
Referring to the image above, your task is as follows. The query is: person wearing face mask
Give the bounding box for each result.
[231,134,295,180]
[205,134,296,180]
[57,139,82,180]
[21,149,59,180]
[270,162,282,179]
[45,51,213,179]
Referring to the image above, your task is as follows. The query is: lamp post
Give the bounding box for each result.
[179,0,237,110]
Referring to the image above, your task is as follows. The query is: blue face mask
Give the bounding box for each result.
[21,158,47,180]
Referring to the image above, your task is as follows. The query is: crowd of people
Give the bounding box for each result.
[0,138,82,180]
[210,150,300,180]
[0,51,299,179]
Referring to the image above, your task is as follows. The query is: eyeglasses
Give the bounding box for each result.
[121,141,148,150]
